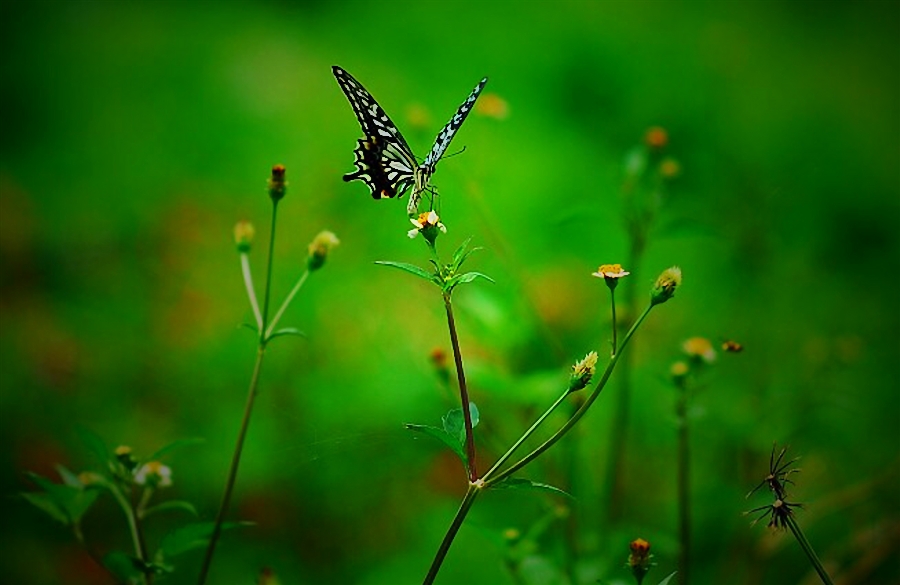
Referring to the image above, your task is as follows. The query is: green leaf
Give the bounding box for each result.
[141,500,198,519]
[441,402,480,443]
[103,551,145,582]
[490,477,574,500]
[148,438,205,462]
[21,492,68,525]
[240,322,258,334]
[657,571,678,585]
[25,472,100,524]
[374,261,436,282]
[445,271,494,293]
[76,427,109,467]
[157,521,253,559]
[450,237,473,268]
[55,465,82,488]
[404,424,466,468]
[468,402,480,428]
[267,327,306,341]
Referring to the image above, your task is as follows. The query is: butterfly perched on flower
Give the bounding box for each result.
[332,66,488,215]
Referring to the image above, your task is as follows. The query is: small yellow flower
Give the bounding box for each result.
[660,157,681,180]
[234,220,255,253]
[569,351,598,392]
[114,445,132,457]
[592,264,630,290]
[670,360,690,386]
[134,461,173,488]
[307,230,340,271]
[650,266,682,306]
[682,337,716,364]
[476,93,509,120]
[408,210,447,243]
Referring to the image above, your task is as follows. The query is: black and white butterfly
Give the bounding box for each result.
[333,66,488,215]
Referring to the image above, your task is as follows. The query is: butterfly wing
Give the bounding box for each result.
[422,77,488,171]
[333,66,419,200]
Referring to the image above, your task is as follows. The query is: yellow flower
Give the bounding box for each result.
[234,220,255,253]
[307,231,340,271]
[592,264,630,290]
[569,351,598,392]
[134,461,173,488]
[408,210,447,243]
[650,266,682,306]
[682,337,716,364]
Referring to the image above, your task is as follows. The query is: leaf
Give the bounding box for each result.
[404,424,465,468]
[76,427,109,467]
[490,477,574,500]
[240,322,258,334]
[55,465,82,488]
[21,492,68,525]
[157,521,253,560]
[442,402,480,443]
[267,328,306,341]
[25,472,100,524]
[141,500,198,519]
[657,571,678,585]
[450,237,474,268]
[103,551,145,582]
[374,261,435,282]
[445,271,494,293]
[148,438,205,462]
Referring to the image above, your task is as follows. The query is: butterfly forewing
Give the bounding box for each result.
[423,77,489,170]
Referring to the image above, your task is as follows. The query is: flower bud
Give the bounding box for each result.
[268,164,287,201]
[659,157,681,180]
[307,231,340,271]
[645,127,668,150]
[234,220,255,253]
[114,445,138,472]
[650,266,682,306]
[568,351,598,392]
[670,360,690,386]
[682,337,716,365]
[628,538,653,584]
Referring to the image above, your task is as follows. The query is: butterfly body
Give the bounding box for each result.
[333,66,487,215]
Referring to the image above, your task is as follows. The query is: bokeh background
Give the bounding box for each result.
[1,0,898,583]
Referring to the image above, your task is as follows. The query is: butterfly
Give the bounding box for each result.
[333,66,488,215]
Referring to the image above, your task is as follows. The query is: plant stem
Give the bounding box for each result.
[443,293,477,482]
[265,268,309,338]
[423,483,481,585]
[485,304,653,488]
[109,485,149,585]
[785,515,835,585]
[197,345,266,584]
[198,199,279,585]
[610,286,618,354]
[676,387,690,585]
[481,388,570,482]
[240,253,263,330]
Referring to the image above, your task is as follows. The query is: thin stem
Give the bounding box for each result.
[676,387,690,585]
[423,483,481,585]
[265,268,309,338]
[485,304,654,488]
[260,201,279,341]
[610,286,618,354]
[785,515,835,585]
[109,485,149,585]
[481,388,570,482]
[443,293,477,482]
[241,253,263,330]
[197,345,267,584]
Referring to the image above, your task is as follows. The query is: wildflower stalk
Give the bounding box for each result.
[198,200,279,585]
[443,292,478,482]
[266,268,309,338]
[610,285,619,354]
[785,515,835,585]
[675,384,690,585]
[240,253,262,330]
[109,485,150,585]
[484,303,653,487]
[423,483,481,585]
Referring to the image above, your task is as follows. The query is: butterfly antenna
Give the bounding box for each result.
[442,145,468,160]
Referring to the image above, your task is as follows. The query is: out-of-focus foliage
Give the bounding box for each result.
[1,0,897,583]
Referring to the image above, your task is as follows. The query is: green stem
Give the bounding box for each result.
[610,286,618,354]
[109,485,149,585]
[485,304,653,488]
[265,268,309,338]
[423,483,481,585]
[197,345,267,584]
[481,388,570,482]
[260,201,279,342]
[240,253,263,330]
[444,293,478,482]
[785,514,835,585]
[676,387,690,585]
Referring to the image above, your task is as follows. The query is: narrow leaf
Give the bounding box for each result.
[55,465,82,488]
[374,260,435,282]
[657,571,678,585]
[491,477,574,500]
[76,427,109,466]
[148,438,205,462]
[141,500,198,519]
[404,424,466,468]
[103,551,145,581]
[267,328,306,341]
[21,492,68,525]
[451,237,473,268]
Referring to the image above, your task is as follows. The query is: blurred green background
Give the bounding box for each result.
[1,0,898,583]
